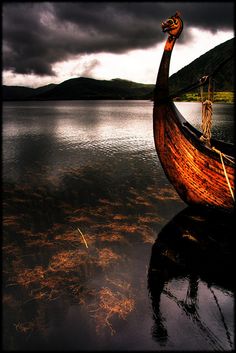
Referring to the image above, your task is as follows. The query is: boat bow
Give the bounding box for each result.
[153,12,235,212]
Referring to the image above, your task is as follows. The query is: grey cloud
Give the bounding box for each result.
[80,59,100,77]
[3,2,234,76]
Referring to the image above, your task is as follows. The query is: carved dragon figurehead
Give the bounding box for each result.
[161,12,183,39]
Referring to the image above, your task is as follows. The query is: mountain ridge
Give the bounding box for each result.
[2,38,233,101]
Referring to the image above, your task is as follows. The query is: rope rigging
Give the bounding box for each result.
[199,76,213,147]
[168,54,233,100]
[168,54,233,152]
[200,76,234,202]
[168,54,235,201]
[199,68,234,202]
[212,147,235,202]
[168,55,233,147]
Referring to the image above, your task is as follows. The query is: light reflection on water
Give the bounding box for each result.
[2,101,234,350]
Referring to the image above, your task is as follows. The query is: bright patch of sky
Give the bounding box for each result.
[3,28,233,88]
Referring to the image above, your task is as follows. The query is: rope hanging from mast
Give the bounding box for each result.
[198,75,235,201]
[168,55,233,148]
[200,100,212,146]
[199,77,214,147]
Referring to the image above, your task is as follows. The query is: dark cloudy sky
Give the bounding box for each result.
[3,2,234,87]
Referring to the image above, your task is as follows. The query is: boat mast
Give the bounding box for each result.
[154,13,183,104]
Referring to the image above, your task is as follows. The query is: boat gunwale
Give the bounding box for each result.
[163,101,235,168]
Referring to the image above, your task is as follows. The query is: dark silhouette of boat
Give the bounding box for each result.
[153,12,235,212]
[148,206,234,349]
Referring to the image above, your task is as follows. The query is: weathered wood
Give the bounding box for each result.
[153,102,234,211]
[153,13,235,212]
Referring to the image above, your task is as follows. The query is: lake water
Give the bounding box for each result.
[2,101,234,350]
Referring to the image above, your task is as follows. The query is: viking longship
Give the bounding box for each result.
[153,12,235,212]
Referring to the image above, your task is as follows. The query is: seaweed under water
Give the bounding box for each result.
[3,163,183,349]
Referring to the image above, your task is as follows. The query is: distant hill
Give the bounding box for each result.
[2,86,35,100]
[2,78,154,101]
[2,83,57,101]
[30,78,154,100]
[33,83,57,95]
[169,38,234,95]
[2,38,233,101]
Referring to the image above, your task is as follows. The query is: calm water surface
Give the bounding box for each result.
[2,101,234,350]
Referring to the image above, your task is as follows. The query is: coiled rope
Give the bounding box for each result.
[199,76,214,147]
[199,78,235,202]
[199,99,212,146]
[167,55,235,201]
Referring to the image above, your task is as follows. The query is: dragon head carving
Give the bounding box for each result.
[161,12,183,38]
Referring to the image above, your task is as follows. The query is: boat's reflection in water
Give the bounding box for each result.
[148,206,234,350]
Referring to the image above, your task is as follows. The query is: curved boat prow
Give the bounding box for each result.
[153,13,235,212]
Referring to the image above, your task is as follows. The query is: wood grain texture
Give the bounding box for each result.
[153,13,234,212]
[153,102,235,212]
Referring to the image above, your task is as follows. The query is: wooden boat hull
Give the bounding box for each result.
[153,101,235,212]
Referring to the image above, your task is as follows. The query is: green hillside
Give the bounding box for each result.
[169,38,234,95]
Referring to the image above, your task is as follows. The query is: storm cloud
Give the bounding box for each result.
[3,2,234,76]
